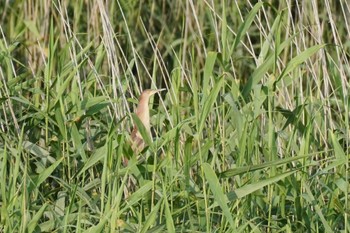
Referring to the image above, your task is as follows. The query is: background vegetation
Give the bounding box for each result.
[0,0,349,232]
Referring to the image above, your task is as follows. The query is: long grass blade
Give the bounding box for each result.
[202,163,236,230]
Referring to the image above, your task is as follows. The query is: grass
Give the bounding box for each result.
[0,0,349,232]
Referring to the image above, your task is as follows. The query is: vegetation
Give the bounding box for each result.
[0,0,349,232]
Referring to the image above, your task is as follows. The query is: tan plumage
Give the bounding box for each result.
[124,89,165,165]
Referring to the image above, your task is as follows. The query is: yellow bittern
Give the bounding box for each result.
[125,89,165,164]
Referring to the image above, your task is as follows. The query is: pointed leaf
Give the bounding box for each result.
[32,157,64,187]
[131,113,152,146]
[198,77,224,132]
[277,44,326,83]
[227,170,296,201]
[202,51,217,97]
[27,203,48,233]
[232,2,265,51]
[202,163,235,230]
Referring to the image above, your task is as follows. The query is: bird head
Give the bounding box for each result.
[140,88,166,100]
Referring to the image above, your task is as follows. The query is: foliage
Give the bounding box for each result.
[0,0,349,232]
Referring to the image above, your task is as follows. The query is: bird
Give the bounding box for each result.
[124,88,165,165]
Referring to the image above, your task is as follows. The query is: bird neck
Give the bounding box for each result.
[136,96,151,131]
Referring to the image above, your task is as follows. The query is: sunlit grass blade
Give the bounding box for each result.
[242,35,296,98]
[277,44,326,85]
[198,76,224,132]
[22,140,52,161]
[27,203,48,233]
[227,170,296,201]
[32,157,64,189]
[303,181,333,232]
[140,200,162,233]
[76,143,110,178]
[131,113,152,147]
[219,153,310,178]
[1,1,348,232]
[202,163,236,230]
[231,2,265,52]
[202,51,217,96]
[163,186,175,232]
[121,181,153,212]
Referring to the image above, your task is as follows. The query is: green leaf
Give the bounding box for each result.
[23,20,41,38]
[163,187,175,232]
[198,76,224,132]
[322,131,348,172]
[242,35,296,98]
[231,2,265,51]
[226,170,296,201]
[202,163,236,230]
[81,96,109,112]
[76,142,113,178]
[277,44,326,84]
[184,136,193,188]
[303,181,333,232]
[121,181,153,212]
[32,157,64,188]
[22,141,50,158]
[221,3,227,61]
[10,96,33,106]
[220,154,309,178]
[27,203,48,233]
[70,123,87,161]
[131,113,152,147]
[335,178,348,193]
[330,131,346,161]
[190,140,213,165]
[140,200,162,233]
[202,51,217,97]
[55,103,67,139]
[257,13,282,66]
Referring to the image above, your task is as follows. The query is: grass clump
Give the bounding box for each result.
[0,0,349,232]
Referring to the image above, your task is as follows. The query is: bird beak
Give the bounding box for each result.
[151,88,166,95]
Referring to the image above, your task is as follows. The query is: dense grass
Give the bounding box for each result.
[0,0,349,232]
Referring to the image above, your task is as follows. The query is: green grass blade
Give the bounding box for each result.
[202,51,217,97]
[227,170,296,201]
[202,163,236,230]
[131,113,152,147]
[303,181,333,232]
[198,76,224,132]
[140,200,162,233]
[76,143,109,178]
[277,44,326,84]
[32,157,64,188]
[163,188,175,232]
[121,181,153,212]
[330,131,346,161]
[27,203,48,233]
[231,2,265,51]
[22,141,51,161]
[242,35,296,98]
[220,154,310,178]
